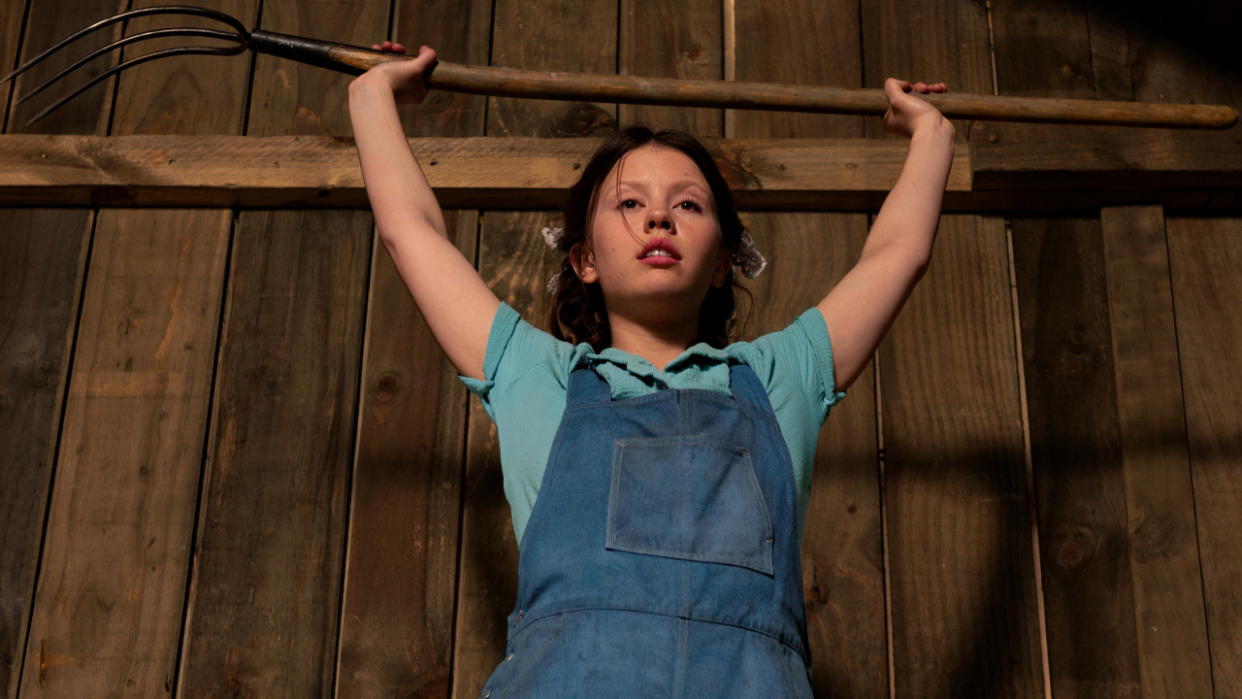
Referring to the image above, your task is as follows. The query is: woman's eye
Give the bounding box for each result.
[677,200,703,212]
[620,199,639,209]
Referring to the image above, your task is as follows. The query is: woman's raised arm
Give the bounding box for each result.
[816,78,956,390]
[349,45,499,380]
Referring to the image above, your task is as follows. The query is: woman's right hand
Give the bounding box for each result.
[881,77,950,139]
[353,43,437,105]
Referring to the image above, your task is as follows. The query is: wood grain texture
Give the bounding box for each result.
[0,133,972,207]
[5,0,124,135]
[1119,12,1242,697]
[733,0,866,140]
[19,207,230,697]
[992,0,1094,99]
[10,131,1242,211]
[1,1,106,695]
[994,4,1141,697]
[1012,215,1141,697]
[1166,217,1242,699]
[969,122,1242,191]
[176,0,381,695]
[391,0,492,141]
[998,5,1215,697]
[483,0,616,140]
[335,0,490,694]
[108,0,254,137]
[1100,205,1212,696]
[178,209,368,697]
[0,0,25,129]
[860,0,992,139]
[865,1,1044,696]
[0,133,983,210]
[15,0,246,696]
[452,1,616,697]
[337,216,476,698]
[0,211,89,699]
[619,0,721,132]
[730,0,887,696]
[880,216,1043,698]
[247,3,359,137]
[1081,4,1132,103]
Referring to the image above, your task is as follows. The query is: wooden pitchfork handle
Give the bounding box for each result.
[250,30,1238,129]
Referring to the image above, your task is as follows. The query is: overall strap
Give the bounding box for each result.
[727,362,773,416]
[566,360,612,406]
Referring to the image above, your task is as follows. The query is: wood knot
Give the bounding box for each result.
[1132,512,1178,562]
[374,371,402,402]
[808,584,828,604]
[1051,524,1102,570]
[712,141,760,191]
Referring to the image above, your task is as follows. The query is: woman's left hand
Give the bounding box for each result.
[882,78,950,138]
[355,41,437,105]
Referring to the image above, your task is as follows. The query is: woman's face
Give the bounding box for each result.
[572,144,730,318]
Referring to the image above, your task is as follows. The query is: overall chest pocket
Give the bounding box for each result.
[606,436,774,576]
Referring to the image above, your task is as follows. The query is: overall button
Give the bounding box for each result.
[479,691,491,699]
[514,609,525,623]
[503,653,515,662]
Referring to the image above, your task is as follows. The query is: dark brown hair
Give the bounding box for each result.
[546,126,748,350]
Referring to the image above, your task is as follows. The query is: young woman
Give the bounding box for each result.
[350,43,954,697]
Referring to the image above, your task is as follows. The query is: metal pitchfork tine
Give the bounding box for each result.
[4,4,1237,129]
[3,6,251,125]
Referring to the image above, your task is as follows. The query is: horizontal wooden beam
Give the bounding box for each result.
[0,134,967,210]
[970,122,1242,191]
[0,129,1238,212]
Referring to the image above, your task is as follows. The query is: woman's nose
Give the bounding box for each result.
[646,215,672,231]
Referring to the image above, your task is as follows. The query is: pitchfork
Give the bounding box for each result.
[3,4,1237,129]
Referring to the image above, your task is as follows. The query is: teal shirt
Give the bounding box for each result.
[462,303,846,544]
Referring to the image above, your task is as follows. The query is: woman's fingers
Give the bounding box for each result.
[411,45,437,72]
[902,80,948,94]
[884,77,911,102]
[370,40,408,54]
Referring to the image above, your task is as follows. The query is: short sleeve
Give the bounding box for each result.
[458,301,586,423]
[740,307,846,423]
[459,302,522,411]
[792,307,847,412]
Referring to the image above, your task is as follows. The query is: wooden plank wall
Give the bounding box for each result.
[1,0,1238,697]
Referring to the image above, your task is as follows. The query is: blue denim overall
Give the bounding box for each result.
[479,362,813,698]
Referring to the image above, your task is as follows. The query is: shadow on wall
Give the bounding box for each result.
[884,416,1240,697]
[1081,0,1239,77]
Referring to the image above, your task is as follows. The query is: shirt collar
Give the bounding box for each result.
[585,342,732,399]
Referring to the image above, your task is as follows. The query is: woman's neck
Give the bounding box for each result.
[607,313,698,370]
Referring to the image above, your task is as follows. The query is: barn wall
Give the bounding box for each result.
[1,0,1239,697]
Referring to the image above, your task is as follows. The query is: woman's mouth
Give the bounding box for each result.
[638,240,681,265]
